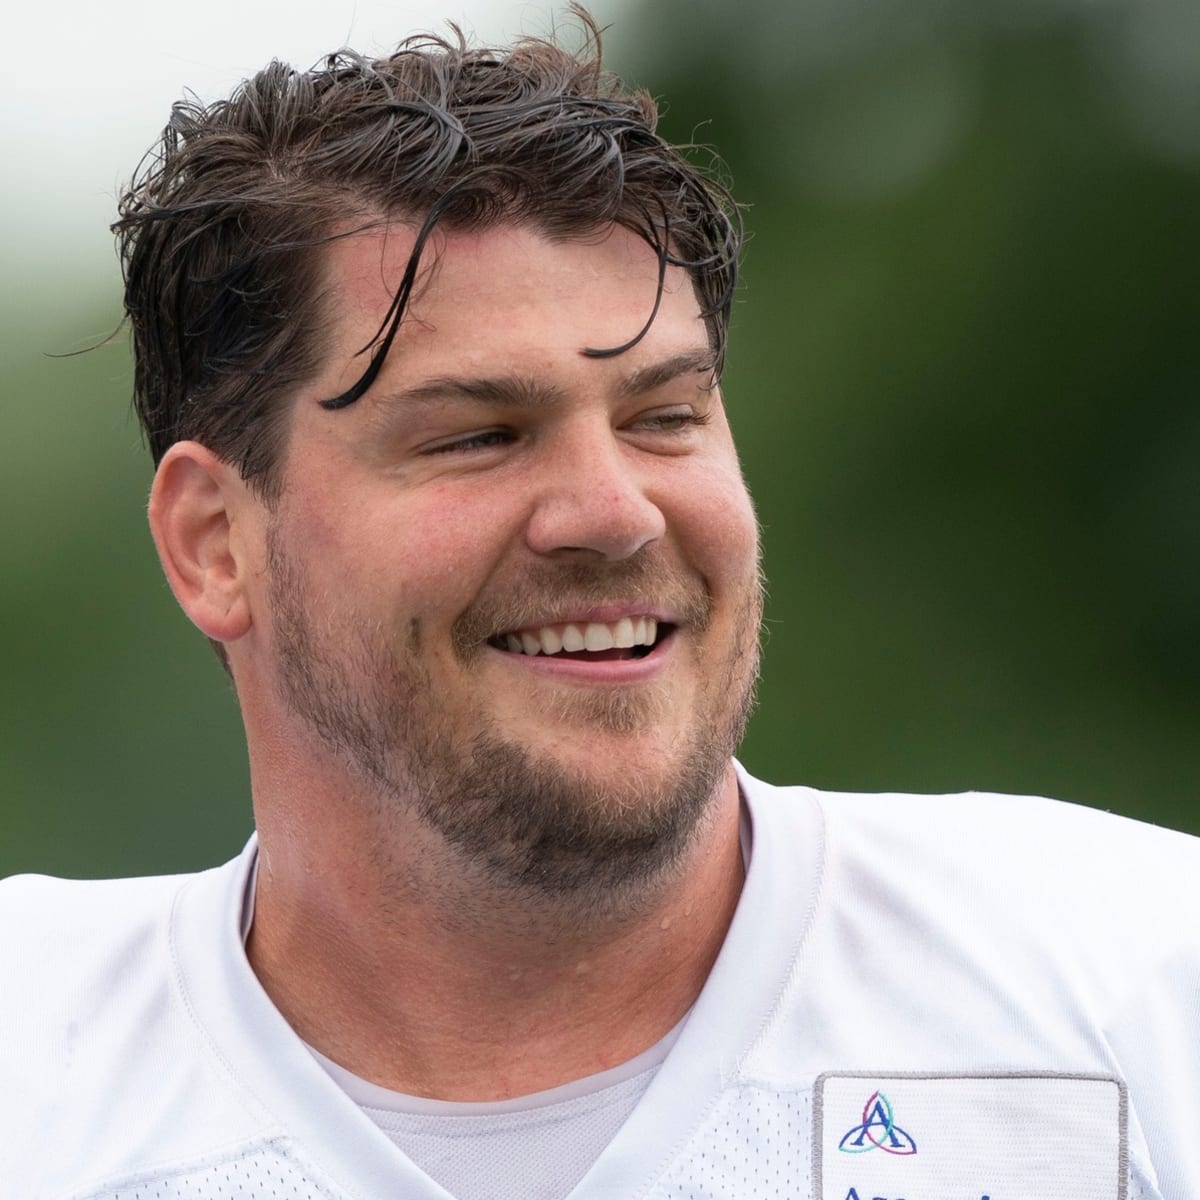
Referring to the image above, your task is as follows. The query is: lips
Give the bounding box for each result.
[489,615,667,658]
[453,555,711,668]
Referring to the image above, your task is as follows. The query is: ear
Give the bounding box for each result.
[148,441,259,645]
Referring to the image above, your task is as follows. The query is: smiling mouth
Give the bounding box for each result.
[487,616,672,661]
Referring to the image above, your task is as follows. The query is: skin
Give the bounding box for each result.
[149,222,763,1100]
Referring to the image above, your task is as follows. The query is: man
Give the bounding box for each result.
[1,14,1197,1200]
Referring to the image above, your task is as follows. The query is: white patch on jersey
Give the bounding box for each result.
[814,1071,1125,1200]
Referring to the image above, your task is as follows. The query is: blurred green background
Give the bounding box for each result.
[3,0,1198,879]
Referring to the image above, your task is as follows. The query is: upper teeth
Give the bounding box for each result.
[503,617,659,656]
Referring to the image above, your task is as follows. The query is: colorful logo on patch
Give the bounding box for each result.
[838,1090,918,1155]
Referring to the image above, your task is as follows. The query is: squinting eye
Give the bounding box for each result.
[633,409,712,433]
[425,429,515,455]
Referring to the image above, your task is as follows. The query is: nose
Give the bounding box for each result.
[525,428,666,561]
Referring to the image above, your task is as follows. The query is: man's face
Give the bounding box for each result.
[256,223,762,900]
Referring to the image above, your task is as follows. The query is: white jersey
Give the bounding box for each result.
[2,766,1197,1200]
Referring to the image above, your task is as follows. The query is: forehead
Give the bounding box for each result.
[318,222,707,391]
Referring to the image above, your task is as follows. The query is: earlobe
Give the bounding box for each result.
[148,442,256,645]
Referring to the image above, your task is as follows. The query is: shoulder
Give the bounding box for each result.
[0,868,189,987]
[0,861,259,1197]
[0,869,195,1013]
[825,784,1197,909]
[0,865,191,925]
[738,765,1200,991]
[740,765,1199,897]
[736,769,1200,1193]
[0,867,196,1078]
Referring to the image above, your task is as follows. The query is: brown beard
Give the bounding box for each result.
[267,519,763,908]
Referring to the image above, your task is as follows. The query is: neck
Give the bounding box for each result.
[245,764,744,1101]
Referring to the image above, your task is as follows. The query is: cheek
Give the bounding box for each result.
[346,486,521,617]
[678,461,760,576]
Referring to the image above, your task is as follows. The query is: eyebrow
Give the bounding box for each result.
[372,346,718,413]
[614,348,718,398]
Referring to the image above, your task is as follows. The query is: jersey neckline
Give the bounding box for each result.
[168,762,827,1200]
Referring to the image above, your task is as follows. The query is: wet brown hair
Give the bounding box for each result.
[114,7,742,501]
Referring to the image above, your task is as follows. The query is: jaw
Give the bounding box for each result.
[420,674,734,914]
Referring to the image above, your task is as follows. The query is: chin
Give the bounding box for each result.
[411,718,731,903]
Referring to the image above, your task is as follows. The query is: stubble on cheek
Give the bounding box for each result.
[263,511,765,908]
[266,519,420,789]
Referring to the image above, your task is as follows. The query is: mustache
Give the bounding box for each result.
[452,553,713,657]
